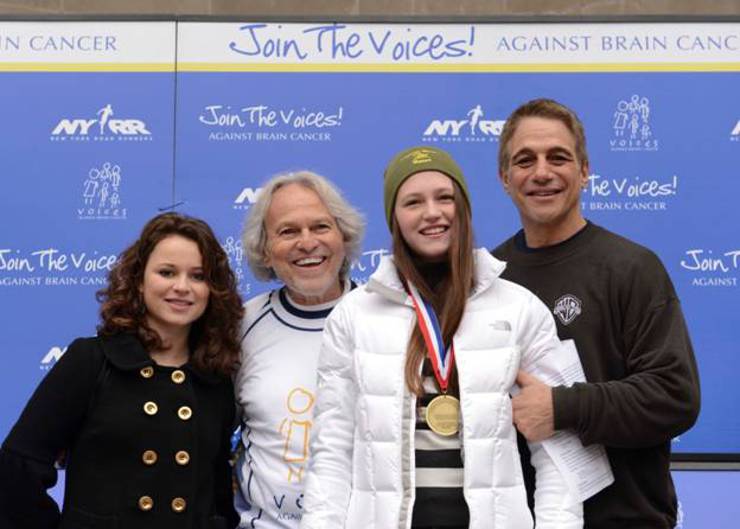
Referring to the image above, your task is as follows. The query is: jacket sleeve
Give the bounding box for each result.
[530,441,583,528]
[517,292,565,375]
[0,338,101,529]
[300,303,357,529]
[517,296,584,528]
[552,256,701,448]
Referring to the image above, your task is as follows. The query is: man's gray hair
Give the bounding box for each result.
[242,170,365,282]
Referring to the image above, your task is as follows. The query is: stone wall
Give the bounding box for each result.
[1,0,739,17]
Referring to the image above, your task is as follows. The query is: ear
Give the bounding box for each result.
[499,167,511,192]
[262,246,273,270]
[580,161,590,188]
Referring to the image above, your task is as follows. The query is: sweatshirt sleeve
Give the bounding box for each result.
[300,303,357,529]
[552,254,701,448]
[0,338,101,529]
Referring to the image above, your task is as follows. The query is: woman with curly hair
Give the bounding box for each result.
[0,212,243,529]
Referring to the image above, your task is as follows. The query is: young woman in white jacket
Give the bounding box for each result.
[300,146,583,529]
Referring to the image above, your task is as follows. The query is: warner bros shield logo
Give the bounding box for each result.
[553,294,583,325]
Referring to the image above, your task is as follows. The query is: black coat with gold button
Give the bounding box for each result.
[0,333,238,529]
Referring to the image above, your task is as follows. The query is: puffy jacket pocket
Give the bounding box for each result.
[345,490,374,528]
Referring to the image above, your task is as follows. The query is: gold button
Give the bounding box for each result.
[177,406,192,420]
[171,370,186,384]
[175,450,190,466]
[143,401,158,416]
[138,495,154,511]
[171,497,187,513]
[142,450,158,465]
[140,366,154,379]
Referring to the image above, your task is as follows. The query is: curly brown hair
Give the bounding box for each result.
[97,212,244,376]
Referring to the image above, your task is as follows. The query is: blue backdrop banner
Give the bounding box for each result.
[1,20,738,463]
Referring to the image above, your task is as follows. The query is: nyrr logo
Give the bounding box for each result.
[731,120,740,142]
[422,104,504,143]
[609,94,658,152]
[40,346,67,371]
[50,104,152,142]
[78,162,127,220]
[233,186,263,211]
[553,294,582,326]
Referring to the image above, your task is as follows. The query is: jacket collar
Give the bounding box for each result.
[470,249,507,299]
[366,256,409,305]
[366,249,507,304]
[99,333,224,385]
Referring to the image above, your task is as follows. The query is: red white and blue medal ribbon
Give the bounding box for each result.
[406,280,455,393]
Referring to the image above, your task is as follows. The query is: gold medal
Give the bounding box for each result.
[425,394,460,436]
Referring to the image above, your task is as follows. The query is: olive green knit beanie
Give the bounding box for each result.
[383,146,471,228]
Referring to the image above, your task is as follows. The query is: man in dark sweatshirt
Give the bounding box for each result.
[493,98,700,529]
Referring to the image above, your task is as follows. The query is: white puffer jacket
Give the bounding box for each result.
[300,250,582,529]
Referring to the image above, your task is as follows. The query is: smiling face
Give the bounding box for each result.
[393,171,456,262]
[140,234,210,343]
[500,116,589,246]
[263,183,346,305]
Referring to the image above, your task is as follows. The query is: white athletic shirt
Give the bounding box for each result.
[234,282,350,528]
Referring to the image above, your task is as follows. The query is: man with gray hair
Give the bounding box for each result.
[233,171,364,528]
